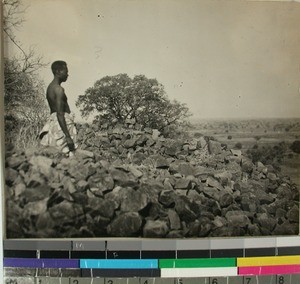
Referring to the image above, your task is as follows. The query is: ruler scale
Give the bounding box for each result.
[3,237,300,283]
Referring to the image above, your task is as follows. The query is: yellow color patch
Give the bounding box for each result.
[237,255,300,267]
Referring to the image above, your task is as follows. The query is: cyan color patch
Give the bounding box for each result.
[80,259,158,269]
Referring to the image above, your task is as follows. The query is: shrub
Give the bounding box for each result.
[290,140,300,154]
[234,142,242,149]
[246,142,288,169]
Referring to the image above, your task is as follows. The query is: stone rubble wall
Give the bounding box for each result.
[5,122,299,238]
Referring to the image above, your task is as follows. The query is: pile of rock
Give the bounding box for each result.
[5,122,299,238]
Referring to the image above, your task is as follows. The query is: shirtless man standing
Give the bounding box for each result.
[39,61,76,153]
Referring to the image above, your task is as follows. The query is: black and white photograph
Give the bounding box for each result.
[2,0,300,238]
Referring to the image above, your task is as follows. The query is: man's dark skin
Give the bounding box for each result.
[46,63,75,151]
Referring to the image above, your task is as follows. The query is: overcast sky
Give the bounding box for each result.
[5,0,300,121]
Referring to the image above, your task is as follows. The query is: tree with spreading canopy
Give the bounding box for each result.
[76,74,191,133]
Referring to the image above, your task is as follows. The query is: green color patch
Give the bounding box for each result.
[159,258,236,268]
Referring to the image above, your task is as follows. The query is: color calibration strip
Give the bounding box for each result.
[4,256,300,276]
[3,237,300,283]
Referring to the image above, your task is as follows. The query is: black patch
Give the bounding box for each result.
[40,250,69,259]
[4,250,37,258]
[81,268,161,277]
[245,247,276,257]
[141,250,176,259]
[70,250,106,259]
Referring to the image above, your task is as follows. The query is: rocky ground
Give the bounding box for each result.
[5,121,299,238]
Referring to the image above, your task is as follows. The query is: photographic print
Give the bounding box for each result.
[2,0,300,239]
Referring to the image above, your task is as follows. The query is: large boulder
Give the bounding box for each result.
[120,188,149,212]
[107,212,142,237]
[143,220,169,237]
[225,210,251,227]
[208,140,223,155]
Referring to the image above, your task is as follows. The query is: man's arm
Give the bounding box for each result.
[55,87,75,151]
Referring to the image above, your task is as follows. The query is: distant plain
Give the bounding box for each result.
[190,118,300,187]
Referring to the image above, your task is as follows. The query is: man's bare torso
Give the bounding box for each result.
[46,82,71,114]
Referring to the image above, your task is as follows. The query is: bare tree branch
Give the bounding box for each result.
[3,0,49,143]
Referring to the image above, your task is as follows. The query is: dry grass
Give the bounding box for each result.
[5,123,42,152]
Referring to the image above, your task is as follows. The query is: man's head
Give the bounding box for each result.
[51,60,68,82]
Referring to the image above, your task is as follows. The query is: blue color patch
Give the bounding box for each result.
[4,258,79,268]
